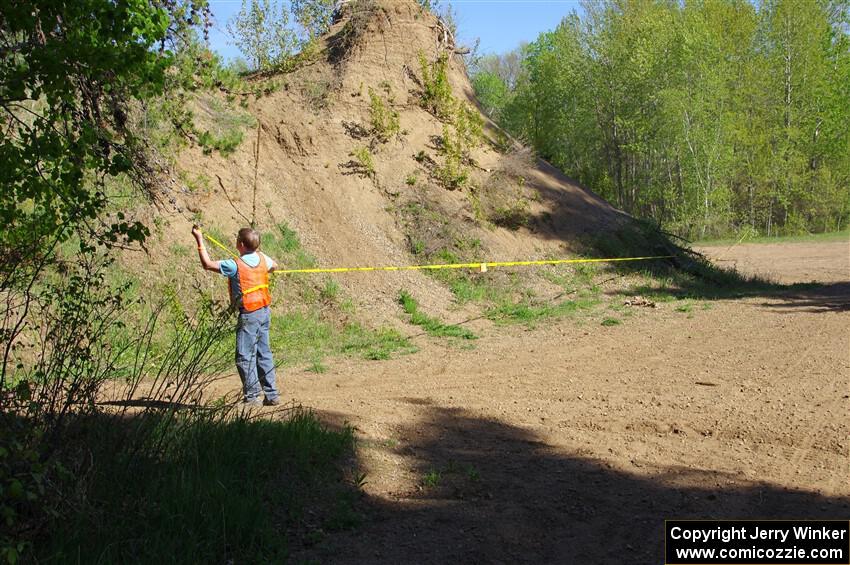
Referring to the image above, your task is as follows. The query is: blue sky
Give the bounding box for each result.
[205,0,583,62]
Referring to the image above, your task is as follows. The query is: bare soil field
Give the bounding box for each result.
[697,239,849,284]
[226,240,849,563]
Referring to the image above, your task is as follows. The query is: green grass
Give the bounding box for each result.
[340,324,417,360]
[623,278,679,303]
[428,256,515,305]
[179,171,212,194]
[320,279,340,301]
[579,221,784,300]
[100,277,235,380]
[540,263,600,294]
[398,290,476,340]
[694,228,848,247]
[260,223,420,366]
[37,409,356,564]
[201,225,235,256]
[486,294,600,327]
[601,317,621,326]
[168,242,192,257]
[261,222,317,270]
[415,246,607,329]
[438,272,503,304]
[422,469,442,488]
[271,312,416,365]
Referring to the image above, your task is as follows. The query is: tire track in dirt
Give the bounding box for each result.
[697,240,849,495]
[776,340,848,493]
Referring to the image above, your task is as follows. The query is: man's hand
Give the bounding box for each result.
[192,225,221,273]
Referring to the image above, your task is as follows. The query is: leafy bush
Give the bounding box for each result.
[435,154,469,190]
[292,0,337,40]
[0,247,236,562]
[198,129,245,156]
[351,146,376,178]
[418,52,454,119]
[416,51,485,189]
[1,3,363,562]
[227,0,298,71]
[0,422,53,565]
[489,197,531,230]
[472,70,510,121]
[368,87,400,142]
[192,94,256,156]
[456,103,485,148]
[434,106,484,190]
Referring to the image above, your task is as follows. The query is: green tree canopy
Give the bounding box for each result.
[472,0,850,238]
[1,0,208,281]
[227,0,298,71]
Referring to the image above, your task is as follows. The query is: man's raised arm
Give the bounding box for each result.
[192,226,222,273]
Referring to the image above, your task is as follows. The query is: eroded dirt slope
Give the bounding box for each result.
[145,0,632,327]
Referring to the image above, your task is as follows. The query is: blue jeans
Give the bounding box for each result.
[235,306,279,402]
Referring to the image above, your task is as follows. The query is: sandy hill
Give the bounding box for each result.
[147,0,638,326]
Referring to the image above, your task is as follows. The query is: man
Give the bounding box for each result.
[192,226,280,406]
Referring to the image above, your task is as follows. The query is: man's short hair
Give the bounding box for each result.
[237,228,260,252]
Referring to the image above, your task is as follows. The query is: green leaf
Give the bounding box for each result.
[8,481,23,500]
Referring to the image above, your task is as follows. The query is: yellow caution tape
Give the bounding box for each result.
[272,256,673,274]
[200,230,240,260]
[199,229,672,275]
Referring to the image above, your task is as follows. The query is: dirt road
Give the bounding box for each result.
[258,240,850,563]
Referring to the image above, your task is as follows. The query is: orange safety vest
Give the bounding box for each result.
[229,255,272,312]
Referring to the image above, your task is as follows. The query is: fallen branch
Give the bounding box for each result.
[215,174,252,225]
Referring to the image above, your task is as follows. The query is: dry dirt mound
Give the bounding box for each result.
[145,0,635,327]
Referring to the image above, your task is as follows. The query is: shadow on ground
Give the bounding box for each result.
[610,279,850,314]
[299,404,850,564]
[755,282,850,313]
